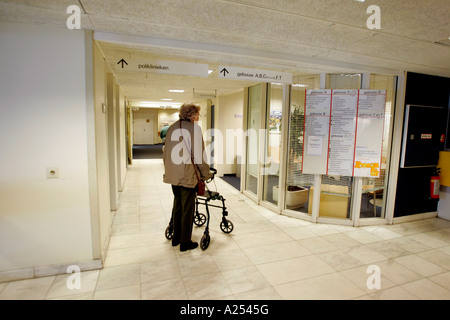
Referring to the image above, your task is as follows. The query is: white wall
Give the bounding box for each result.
[0,22,94,274]
[133,108,157,144]
[92,43,113,262]
[157,109,179,143]
[217,90,245,175]
[116,86,127,190]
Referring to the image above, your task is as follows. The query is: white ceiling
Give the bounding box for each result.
[1,0,449,106]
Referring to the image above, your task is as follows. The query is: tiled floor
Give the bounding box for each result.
[1,159,450,300]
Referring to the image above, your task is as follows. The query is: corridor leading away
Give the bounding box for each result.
[1,159,450,300]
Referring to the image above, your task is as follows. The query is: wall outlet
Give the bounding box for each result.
[47,167,59,179]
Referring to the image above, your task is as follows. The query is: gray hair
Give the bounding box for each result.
[179,102,200,121]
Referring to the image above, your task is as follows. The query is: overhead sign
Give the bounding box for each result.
[218,66,292,84]
[115,58,209,77]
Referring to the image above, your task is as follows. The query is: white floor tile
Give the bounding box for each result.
[369,286,419,300]
[141,279,187,300]
[183,272,232,300]
[274,272,366,300]
[221,266,271,295]
[96,264,140,292]
[0,277,55,300]
[243,240,311,265]
[256,255,335,285]
[2,159,450,301]
[46,270,99,299]
[401,278,450,300]
[394,254,446,277]
[94,284,141,300]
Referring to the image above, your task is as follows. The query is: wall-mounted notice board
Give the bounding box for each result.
[302,90,331,175]
[302,89,386,178]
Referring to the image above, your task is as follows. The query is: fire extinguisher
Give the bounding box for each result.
[430,167,441,199]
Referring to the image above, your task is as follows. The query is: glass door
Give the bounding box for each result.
[285,75,320,214]
[319,74,362,220]
[262,84,283,206]
[360,74,396,219]
[245,84,263,196]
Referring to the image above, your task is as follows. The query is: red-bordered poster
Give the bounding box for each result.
[302,89,386,178]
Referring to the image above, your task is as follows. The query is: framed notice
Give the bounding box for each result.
[302,90,332,174]
[353,90,386,177]
[302,89,386,177]
[327,90,359,176]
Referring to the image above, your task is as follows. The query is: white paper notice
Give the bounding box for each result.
[353,89,386,177]
[327,90,359,176]
[307,136,323,156]
[302,90,332,174]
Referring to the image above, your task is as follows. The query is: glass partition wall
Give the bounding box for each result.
[262,84,283,206]
[360,74,396,220]
[242,73,396,226]
[245,84,263,197]
[282,73,396,225]
[319,74,362,221]
[244,83,284,208]
[285,75,320,214]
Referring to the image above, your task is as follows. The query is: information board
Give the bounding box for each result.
[328,90,359,176]
[302,90,332,174]
[354,90,386,177]
[302,89,386,178]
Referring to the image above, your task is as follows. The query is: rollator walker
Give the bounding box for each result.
[165,168,234,250]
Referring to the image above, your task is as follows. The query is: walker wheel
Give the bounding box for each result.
[194,213,207,226]
[165,225,174,240]
[220,219,234,234]
[200,233,210,250]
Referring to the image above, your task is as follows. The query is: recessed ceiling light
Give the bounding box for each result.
[169,89,184,93]
[161,98,173,101]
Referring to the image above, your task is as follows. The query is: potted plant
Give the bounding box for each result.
[273,185,308,209]
[289,104,304,165]
[273,104,308,209]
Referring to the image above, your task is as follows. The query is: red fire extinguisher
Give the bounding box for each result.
[430,168,441,199]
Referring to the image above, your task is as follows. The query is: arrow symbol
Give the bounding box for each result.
[220,68,229,77]
[117,58,128,69]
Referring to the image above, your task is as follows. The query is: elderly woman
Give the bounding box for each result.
[163,102,212,252]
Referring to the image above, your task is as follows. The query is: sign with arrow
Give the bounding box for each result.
[218,66,292,84]
[114,58,209,77]
[117,59,128,69]
[220,68,229,77]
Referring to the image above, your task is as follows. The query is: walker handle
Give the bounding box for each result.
[208,167,217,182]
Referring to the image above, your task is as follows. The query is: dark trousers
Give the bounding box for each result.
[171,185,197,244]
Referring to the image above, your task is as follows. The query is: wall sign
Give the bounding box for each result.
[115,58,209,77]
[302,89,386,178]
[218,66,292,84]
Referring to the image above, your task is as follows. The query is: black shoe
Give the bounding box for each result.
[180,241,198,252]
[172,239,180,247]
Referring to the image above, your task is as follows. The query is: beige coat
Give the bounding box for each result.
[163,119,212,188]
